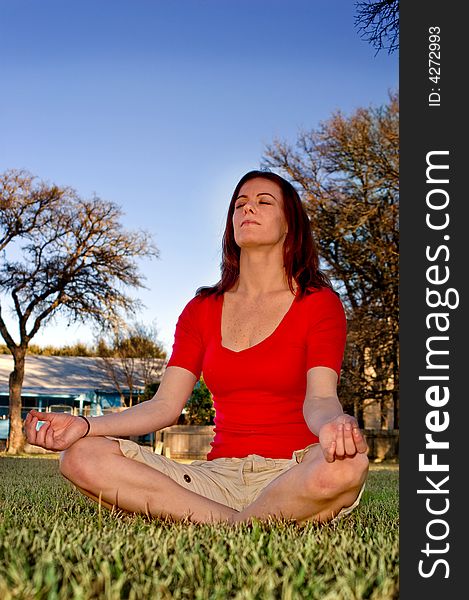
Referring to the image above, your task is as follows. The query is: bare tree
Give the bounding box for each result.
[0,169,158,453]
[355,0,399,55]
[263,91,399,429]
[95,321,166,407]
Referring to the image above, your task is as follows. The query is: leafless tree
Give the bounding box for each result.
[95,321,166,407]
[0,169,158,452]
[263,91,399,429]
[355,0,399,55]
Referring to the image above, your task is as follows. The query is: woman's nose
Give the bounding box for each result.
[243,201,256,214]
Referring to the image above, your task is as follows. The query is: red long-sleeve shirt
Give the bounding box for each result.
[167,287,347,460]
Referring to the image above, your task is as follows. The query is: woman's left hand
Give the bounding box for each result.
[318,414,368,463]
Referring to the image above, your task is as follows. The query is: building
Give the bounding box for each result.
[0,353,165,440]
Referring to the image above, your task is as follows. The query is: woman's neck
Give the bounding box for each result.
[235,249,291,296]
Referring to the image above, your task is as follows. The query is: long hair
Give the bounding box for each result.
[196,170,333,298]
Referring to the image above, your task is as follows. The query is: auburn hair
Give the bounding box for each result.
[196,170,333,298]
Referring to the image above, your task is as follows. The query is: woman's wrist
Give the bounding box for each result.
[77,415,91,438]
[309,411,345,437]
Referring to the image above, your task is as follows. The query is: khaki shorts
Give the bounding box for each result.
[112,438,365,520]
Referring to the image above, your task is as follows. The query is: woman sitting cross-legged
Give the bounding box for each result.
[24,169,369,524]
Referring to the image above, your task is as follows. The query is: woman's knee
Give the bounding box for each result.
[59,437,116,488]
[345,452,369,493]
[60,437,91,485]
[306,452,369,501]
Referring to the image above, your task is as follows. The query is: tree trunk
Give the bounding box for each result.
[7,349,26,454]
[353,396,365,429]
[393,349,399,430]
[393,388,399,430]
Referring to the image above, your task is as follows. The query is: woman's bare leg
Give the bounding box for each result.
[59,436,237,523]
[233,445,369,523]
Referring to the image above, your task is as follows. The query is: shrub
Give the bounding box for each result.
[185,377,215,425]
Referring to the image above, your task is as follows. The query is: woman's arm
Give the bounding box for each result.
[303,366,343,435]
[86,366,197,437]
[303,366,368,462]
[24,366,197,451]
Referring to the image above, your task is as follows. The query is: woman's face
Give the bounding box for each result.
[232,178,288,249]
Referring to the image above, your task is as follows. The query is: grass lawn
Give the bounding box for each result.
[0,455,398,599]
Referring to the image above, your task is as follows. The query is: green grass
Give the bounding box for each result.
[0,456,398,599]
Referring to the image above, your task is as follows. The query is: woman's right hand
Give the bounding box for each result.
[24,409,89,451]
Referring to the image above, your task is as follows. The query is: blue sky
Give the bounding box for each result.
[0,0,398,356]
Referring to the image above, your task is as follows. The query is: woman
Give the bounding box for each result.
[24,170,368,524]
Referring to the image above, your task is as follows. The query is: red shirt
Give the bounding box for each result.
[167,287,346,460]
